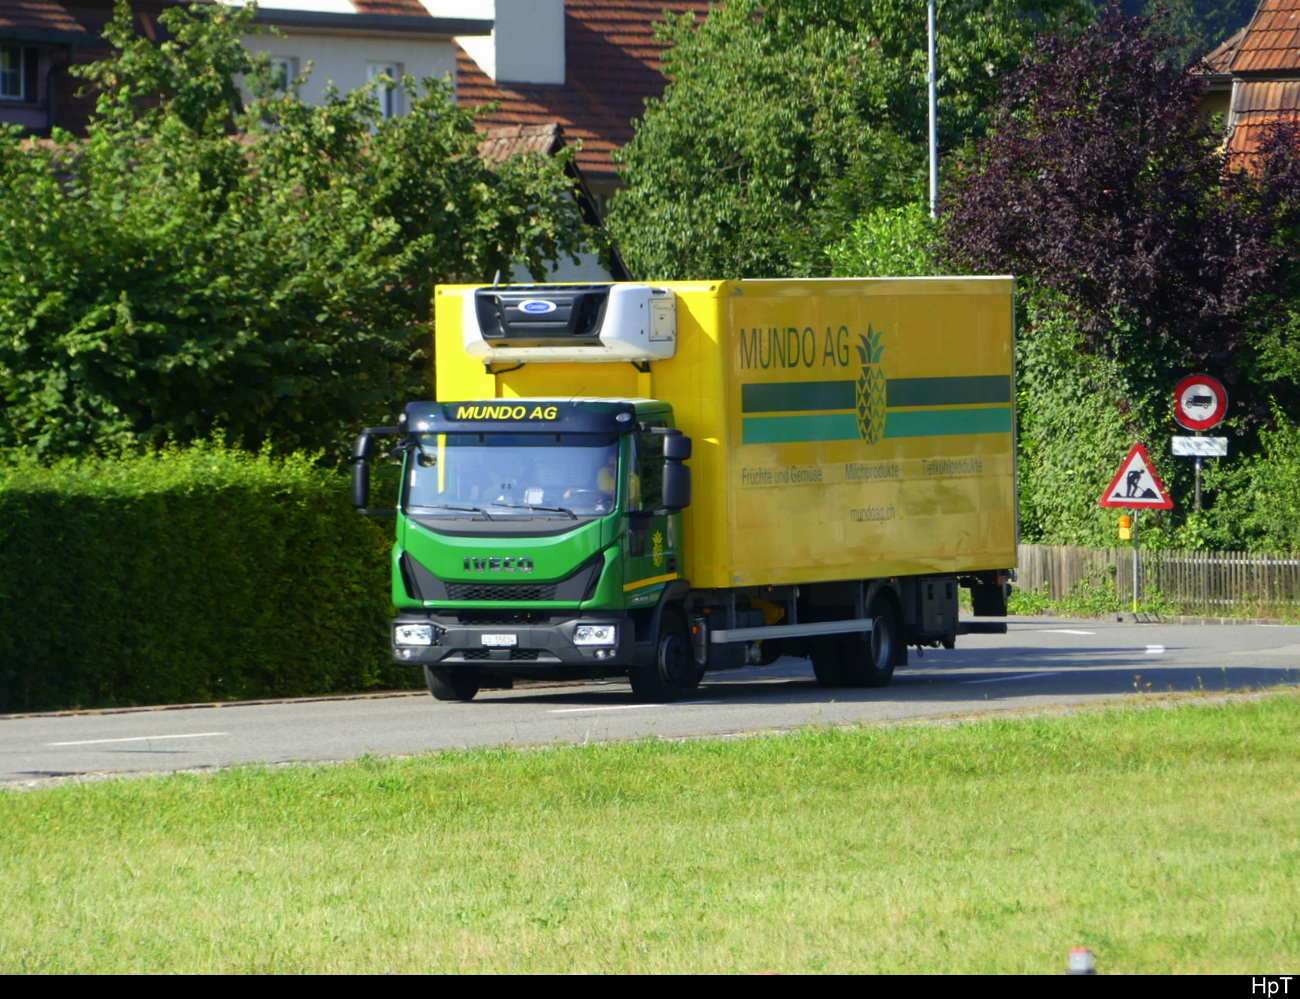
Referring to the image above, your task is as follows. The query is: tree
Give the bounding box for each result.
[826,203,943,277]
[608,0,1088,281]
[1105,0,1260,58]
[0,2,600,459]
[941,6,1300,390]
[939,6,1300,545]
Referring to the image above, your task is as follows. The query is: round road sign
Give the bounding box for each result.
[1173,374,1227,431]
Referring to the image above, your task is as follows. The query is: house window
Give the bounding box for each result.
[1,45,30,102]
[367,63,401,118]
[268,57,297,94]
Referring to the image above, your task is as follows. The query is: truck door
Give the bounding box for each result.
[623,430,680,597]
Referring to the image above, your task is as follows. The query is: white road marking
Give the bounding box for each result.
[550,701,722,714]
[964,672,1060,685]
[1038,629,1095,635]
[1145,645,1166,654]
[47,732,227,747]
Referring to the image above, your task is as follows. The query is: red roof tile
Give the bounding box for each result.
[1226,79,1300,171]
[351,0,429,16]
[478,122,566,164]
[0,0,91,36]
[1228,0,1300,74]
[458,0,713,182]
[1203,26,1247,74]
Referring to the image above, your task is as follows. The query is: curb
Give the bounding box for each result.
[1112,612,1289,626]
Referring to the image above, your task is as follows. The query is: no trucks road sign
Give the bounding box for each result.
[1173,374,1228,431]
[1099,443,1173,510]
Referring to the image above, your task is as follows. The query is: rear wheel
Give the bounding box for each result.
[842,596,899,688]
[810,596,901,689]
[811,641,848,687]
[629,611,692,702]
[424,665,480,702]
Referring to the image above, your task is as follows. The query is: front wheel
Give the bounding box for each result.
[629,611,692,702]
[424,665,480,702]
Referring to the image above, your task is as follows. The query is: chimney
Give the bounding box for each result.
[435,0,567,85]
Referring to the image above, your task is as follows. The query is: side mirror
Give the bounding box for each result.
[351,459,371,509]
[351,427,400,516]
[662,458,691,511]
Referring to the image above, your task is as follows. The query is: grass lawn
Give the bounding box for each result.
[2,692,1297,974]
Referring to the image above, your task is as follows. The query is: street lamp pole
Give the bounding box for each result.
[928,0,938,218]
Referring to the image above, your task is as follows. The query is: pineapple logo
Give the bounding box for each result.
[652,529,665,568]
[855,327,886,444]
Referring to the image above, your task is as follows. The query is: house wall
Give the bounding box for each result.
[240,30,460,110]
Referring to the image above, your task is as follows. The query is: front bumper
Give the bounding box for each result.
[391,611,635,668]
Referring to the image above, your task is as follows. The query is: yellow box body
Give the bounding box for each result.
[434,278,1017,590]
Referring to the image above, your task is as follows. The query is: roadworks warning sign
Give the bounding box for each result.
[1098,443,1173,509]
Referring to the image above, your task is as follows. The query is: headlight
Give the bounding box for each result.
[573,624,617,647]
[394,623,434,646]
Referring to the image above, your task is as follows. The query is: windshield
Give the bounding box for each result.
[403,432,621,519]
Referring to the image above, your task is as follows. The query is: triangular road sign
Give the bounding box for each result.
[1099,443,1173,509]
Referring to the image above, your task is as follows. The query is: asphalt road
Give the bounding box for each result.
[3,615,1297,786]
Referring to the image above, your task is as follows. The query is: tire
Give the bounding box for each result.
[424,665,480,702]
[810,596,901,689]
[629,611,692,702]
[842,595,899,688]
[811,641,848,687]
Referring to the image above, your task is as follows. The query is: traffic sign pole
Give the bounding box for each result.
[1172,376,1227,516]
[1131,510,1139,613]
[1195,451,1202,513]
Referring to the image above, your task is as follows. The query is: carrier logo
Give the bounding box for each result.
[454,404,559,421]
[463,557,535,573]
[519,300,557,314]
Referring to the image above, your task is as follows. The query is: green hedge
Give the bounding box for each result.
[0,444,407,712]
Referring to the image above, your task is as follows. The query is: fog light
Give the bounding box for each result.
[395,623,433,646]
[574,624,617,646]
[394,648,414,661]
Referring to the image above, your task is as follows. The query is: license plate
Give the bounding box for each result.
[481,634,517,647]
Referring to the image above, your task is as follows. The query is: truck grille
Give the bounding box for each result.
[446,583,558,601]
[457,610,550,625]
[461,648,545,661]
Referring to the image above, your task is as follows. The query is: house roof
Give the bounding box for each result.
[457,0,713,183]
[1223,0,1300,74]
[1203,26,1247,75]
[1227,79,1300,162]
[0,0,93,41]
[478,121,567,164]
[1195,2,1300,170]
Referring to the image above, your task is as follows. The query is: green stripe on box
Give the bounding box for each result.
[742,408,1013,445]
[741,381,855,413]
[887,375,1011,408]
[742,413,859,444]
[741,376,1011,415]
[883,407,1012,438]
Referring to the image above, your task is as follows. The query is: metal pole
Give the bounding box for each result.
[928,0,937,218]
[1132,509,1140,613]
[1194,430,1203,512]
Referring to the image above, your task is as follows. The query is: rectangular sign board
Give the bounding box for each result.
[1171,436,1228,457]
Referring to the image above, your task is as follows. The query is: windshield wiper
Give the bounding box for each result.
[490,501,578,520]
[410,503,495,520]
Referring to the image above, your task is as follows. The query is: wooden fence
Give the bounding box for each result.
[1016,543,1300,615]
